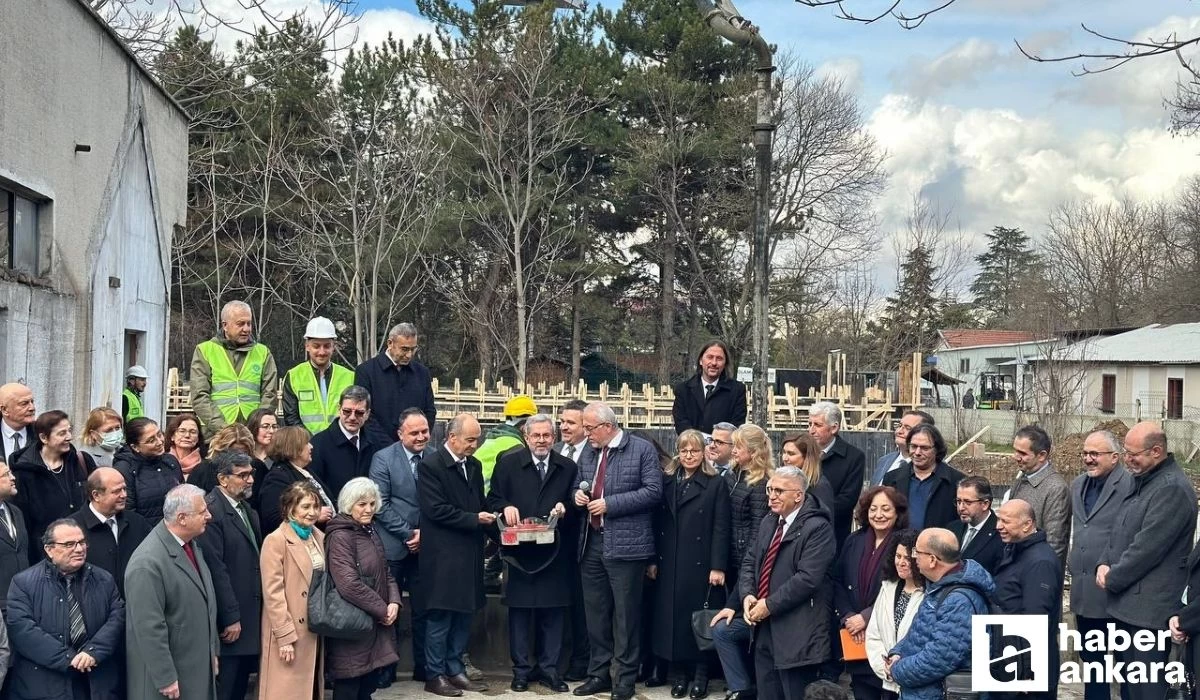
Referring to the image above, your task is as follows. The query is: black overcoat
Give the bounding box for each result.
[651,470,731,661]
[70,505,152,596]
[486,449,579,608]
[670,374,747,435]
[309,420,385,502]
[197,489,263,657]
[0,501,29,610]
[418,446,490,613]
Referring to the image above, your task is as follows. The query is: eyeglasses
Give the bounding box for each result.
[394,344,418,355]
[1080,450,1117,459]
[260,424,279,432]
[954,498,985,506]
[229,470,255,481]
[141,433,164,445]
[710,439,732,447]
[51,540,87,550]
[678,449,702,456]
[912,549,938,560]
[581,422,611,433]
[175,428,199,436]
[765,486,801,498]
[340,408,367,418]
[1123,447,1153,458]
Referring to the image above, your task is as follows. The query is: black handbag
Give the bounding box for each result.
[1166,641,1195,700]
[307,558,375,640]
[690,586,719,652]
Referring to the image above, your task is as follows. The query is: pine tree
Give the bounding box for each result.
[969,226,1041,324]
[876,244,943,365]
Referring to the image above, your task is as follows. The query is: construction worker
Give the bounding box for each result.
[189,300,279,439]
[123,365,148,422]
[281,317,355,433]
[476,395,538,490]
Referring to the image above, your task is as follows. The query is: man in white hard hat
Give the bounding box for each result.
[281,317,355,434]
[123,365,149,423]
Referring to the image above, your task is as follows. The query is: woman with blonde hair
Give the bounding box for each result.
[78,406,123,467]
[780,432,836,515]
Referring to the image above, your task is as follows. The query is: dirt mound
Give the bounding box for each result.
[949,418,1135,486]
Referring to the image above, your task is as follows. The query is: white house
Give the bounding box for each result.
[0,0,188,420]
[931,329,1048,408]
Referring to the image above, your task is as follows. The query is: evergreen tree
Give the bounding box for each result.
[969,226,1041,324]
[875,244,943,366]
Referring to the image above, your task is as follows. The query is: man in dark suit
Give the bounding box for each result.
[808,402,866,548]
[883,424,963,531]
[0,459,28,612]
[309,385,385,501]
[0,383,36,465]
[870,411,933,486]
[371,407,434,685]
[946,476,1002,574]
[489,415,579,692]
[418,414,496,697]
[197,452,262,700]
[71,467,152,596]
[1068,430,1131,700]
[355,323,437,446]
[555,399,592,682]
[671,341,747,435]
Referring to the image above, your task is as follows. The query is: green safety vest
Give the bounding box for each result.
[198,340,269,424]
[286,362,354,434]
[122,388,143,422]
[476,424,525,489]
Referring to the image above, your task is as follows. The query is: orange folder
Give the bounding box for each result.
[839,628,867,661]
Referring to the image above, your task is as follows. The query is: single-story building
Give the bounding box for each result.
[0,0,188,420]
[931,329,1048,408]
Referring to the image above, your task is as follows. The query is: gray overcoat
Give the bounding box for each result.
[1067,466,1132,619]
[125,522,219,700]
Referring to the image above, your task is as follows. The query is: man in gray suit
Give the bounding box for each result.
[1008,424,1071,562]
[1068,430,1131,700]
[371,407,433,685]
[1097,422,1197,700]
[870,410,933,486]
[125,484,219,700]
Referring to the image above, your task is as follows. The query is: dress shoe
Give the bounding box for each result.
[644,670,667,688]
[448,673,488,692]
[612,687,635,700]
[540,672,570,693]
[565,668,589,682]
[689,680,709,699]
[425,676,464,697]
[725,690,755,700]
[463,654,485,681]
[573,677,613,696]
[671,680,689,698]
[512,678,530,692]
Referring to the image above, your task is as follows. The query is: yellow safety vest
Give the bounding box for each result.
[122,389,143,422]
[286,362,354,434]
[198,340,269,424]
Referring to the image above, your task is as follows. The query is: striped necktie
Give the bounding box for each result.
[65,573,87,648]
[757,518,786,598]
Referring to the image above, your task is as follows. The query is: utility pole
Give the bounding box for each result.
[695,0,774,425]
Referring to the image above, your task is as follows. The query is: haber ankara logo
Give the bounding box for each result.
[970,615,1050,692]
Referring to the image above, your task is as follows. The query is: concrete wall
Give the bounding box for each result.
[0,0,187,420]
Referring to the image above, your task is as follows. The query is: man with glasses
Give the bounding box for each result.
[309,385,384,502]
[882,424,963,530]
[197,452,263,700]
[737,466,835,700]
[1007,424,1071,562]
[7,518,124,699]
[884,528,993,700]
[0,459,27,614]
[870,411,934,486]
[1096,422,1197,700]
[71,467,152,596]
[356,322,437,446]
[945,475,1002,574]
[1067,430,1131,700]
[707,422,736,477]
[572,403,662,700]
[126,484,219,700]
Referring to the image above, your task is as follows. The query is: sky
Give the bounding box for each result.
[196,0,1200,288]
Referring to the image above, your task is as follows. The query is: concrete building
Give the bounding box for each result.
[0,0,187,421]
[932,330,1047,408]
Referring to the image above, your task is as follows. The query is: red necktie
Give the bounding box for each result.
[757,518,785,599]
[182,541,200,574]
[590,447,609,530]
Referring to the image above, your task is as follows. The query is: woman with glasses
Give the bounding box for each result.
[832,486,909,700]
[865,529,925,700]
[113,417,183,523]
[709,424,773,700]
[257,426,335,533]
[12,411,96,550]
[165,413,205,476]
[779,432,836,519]
[649,429,731,700]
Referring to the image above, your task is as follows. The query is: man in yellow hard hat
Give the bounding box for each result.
[476,395,538,490]
[281,317,355,434]
[189,300,278,439]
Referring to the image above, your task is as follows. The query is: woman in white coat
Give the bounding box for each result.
[866,529,925,700]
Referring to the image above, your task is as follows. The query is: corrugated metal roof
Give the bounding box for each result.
[1047,323,1200,364]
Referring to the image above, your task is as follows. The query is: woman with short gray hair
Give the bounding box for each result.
[324,476,403,698]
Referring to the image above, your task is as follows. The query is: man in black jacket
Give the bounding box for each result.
[671,341,747,435]
[945,476,1003,574]
[355,323,437,445]
[883,424,963,531]
[808,402,865,548]
[309,385,385,502]
[197,452,262,700]
[992,499,1062,700]
[71,467,152,596]
[0,460,27,613]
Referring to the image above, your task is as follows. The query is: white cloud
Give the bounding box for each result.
[890,38,1019,99]
[355,8,436,50]
[816,57,864,95]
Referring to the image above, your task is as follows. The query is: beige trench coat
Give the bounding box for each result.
[258,523,324,700]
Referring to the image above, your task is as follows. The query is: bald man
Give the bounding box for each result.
[0,383,36,463]
[1097,422,1197,700]
[993,500,1062,699]
[189,300,278,439]
[71,467,153,596]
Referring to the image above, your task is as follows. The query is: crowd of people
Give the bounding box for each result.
[0,302,1192,700]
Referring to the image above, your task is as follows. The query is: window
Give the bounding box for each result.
[0,185,42,275]
[1100,374,1116,413]
[959,358,970,374]
[1167,378,1184,420]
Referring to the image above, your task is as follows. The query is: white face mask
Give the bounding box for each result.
[100,429,124,451]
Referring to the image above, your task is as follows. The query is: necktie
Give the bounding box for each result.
[757,518,786,599]
[11,432,20,456]
[458,461,468,481]
[590,447,609,530]
[564,444,576,462]
[0,505,13,539]
[182,541,200,574]
[350,434,359,451]
[411,453,422,481]
[704,384,714,401]
[65,574,87,648]
[237,502,259,552]
[536,460,547,483]
[318,371,329,406]
[106,517,118,544]
[960,526,977,552]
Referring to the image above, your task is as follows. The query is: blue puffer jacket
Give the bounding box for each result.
[889,559,994,700]
[575,431,663,561]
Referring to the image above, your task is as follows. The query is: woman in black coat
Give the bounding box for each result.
[256,426,334,533]
[11,411,95,553]
[1169,538,1200,699]
[113,417,182,523]
[651,429,731,700]
[832,486,909,700]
